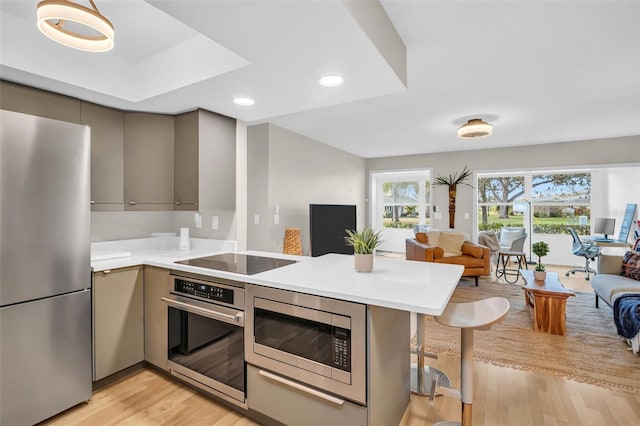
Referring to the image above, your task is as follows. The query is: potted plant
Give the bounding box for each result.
[532,241,550,280]
[433,165,473,229]
[344,228,383,272]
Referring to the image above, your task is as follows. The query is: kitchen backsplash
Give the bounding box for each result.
[91,210,237,242]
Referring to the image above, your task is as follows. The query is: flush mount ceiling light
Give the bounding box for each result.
[37,0,114,52]
[318,74,344,87]
[457,118,493,139]
[233,97,255,106]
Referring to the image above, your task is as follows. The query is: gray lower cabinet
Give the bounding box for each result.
[92,266,144,381]
[247,364,367,426]
[143,266,170,370]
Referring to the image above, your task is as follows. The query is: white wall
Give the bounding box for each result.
[247,123,366,254]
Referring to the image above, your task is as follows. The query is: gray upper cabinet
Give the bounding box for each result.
[0,81,81,124]
[174,111,199,210]
[174,109,236,211]
[80,102,124,210]
[198,109,236,211]
[124,112,175,210]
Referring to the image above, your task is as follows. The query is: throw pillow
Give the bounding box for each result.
[621,251,640,281]
[427,230,441,247]
[415,232,428,243]
[499,227,525,249]
[438,232,465,257]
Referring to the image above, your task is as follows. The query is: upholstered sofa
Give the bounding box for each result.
[405,230,490,286]
[591,252,640,308]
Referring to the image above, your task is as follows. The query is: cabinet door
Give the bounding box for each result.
[124,113,174,210]
[198,110,236,211]
[143,266,170,370]
[174,111,199,210]
[93,266,144,381]
[0,81,81,124]
[80,102,124,210]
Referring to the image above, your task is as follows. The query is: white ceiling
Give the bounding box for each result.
[1,0,638,159]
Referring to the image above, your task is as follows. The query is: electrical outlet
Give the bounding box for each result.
[254,214,260,225]
[211,216,219,230]
[464,212,470,219]
[434,212,442,220]
[274,214,280,225]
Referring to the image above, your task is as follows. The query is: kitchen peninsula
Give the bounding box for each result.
[91,237,464,426]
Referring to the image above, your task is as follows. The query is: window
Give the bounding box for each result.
[477,171,592,235]
[382,181,431,229]
[531,173,591,235]
[477,175,525,231]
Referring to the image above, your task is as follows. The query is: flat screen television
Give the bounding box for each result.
[309,204,356,257]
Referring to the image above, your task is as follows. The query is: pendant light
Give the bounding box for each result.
[457,118,493,139]
[37,0,114,52]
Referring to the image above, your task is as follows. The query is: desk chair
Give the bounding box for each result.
[566,227,601,281]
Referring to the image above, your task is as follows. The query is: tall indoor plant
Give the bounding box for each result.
[433,166,473,229]
[344,228,383,272]
[532,241,550,280]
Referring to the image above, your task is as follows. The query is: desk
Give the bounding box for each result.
[521,270,575,335]
[584,237,631,248]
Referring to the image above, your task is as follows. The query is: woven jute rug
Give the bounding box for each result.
[420,279,640,394]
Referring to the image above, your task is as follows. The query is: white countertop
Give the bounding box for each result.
[91,238,463,315]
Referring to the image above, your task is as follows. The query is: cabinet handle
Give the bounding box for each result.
[129,201,137,205]
[90,200,95,204]
[175,201,182,206]
[258,370,345,406]
[103,270,110,274]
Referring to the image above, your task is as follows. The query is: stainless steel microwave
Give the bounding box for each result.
[245,284,367,405]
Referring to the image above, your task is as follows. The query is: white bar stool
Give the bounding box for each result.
[433,297,510,426]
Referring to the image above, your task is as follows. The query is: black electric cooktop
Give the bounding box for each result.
[175,253,297,275]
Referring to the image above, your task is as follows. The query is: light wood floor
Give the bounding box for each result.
[44,263,639,426]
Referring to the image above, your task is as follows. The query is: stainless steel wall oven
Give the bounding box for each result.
[164,273,246,407]
[245,284,367,405]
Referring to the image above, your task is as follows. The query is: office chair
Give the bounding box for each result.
[566,227,601,281]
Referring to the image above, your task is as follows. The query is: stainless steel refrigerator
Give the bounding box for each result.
[1,109,92,425]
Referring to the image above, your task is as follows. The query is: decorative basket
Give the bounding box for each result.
[283,227,303,255]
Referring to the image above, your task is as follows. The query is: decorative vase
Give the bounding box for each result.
[534,270,546,281]
[354,253,374,272]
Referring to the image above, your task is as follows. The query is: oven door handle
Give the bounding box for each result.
[258,369,345,406]
[161,296,244,326]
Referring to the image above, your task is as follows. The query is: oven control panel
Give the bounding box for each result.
[332,328,351,371]
[174,278,234,305]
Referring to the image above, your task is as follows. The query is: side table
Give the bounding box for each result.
[520,270,575,335]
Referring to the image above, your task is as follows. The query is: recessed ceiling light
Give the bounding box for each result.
[319,74,344,87]
[233,97,255,106]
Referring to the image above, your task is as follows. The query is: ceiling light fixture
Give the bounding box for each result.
[457,118,493,139]
[233,97,255,106]
[319,74,344,87]
[37,0,114,52]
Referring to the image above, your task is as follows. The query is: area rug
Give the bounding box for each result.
[420,279,640,393]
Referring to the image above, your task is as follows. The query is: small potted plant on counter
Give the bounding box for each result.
[345,228,383,272]
[532,241,550,280]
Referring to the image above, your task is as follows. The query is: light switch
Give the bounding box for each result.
[254,214,260,225]
[434,212,442,220]
[194,212,202,229]
[274,214,280,225]
[211,216,219,230]
[464,212,470,219]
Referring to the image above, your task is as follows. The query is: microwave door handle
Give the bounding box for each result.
[161,297,244,325]
[258,370,345,407]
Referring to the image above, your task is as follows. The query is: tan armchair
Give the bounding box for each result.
[405,238,491,286]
